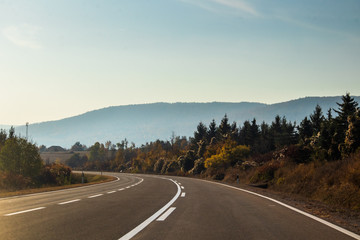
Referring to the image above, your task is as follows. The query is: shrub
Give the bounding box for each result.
[40,163,72,186]
[250,161,280,184]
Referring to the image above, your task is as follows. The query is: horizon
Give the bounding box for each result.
[1,1,359,125]
[1,94,358,126]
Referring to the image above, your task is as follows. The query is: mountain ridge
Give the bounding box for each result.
[5,96,360,148]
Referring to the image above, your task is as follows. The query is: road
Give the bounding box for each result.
[0,172,359,240]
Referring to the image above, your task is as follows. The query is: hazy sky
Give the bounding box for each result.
[1,0,359,125]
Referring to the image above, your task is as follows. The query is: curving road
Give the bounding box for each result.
[0,172,359,240]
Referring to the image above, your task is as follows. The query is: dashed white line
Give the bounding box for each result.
[4,207,46,216]
[126,186,131,189]
[118,188,125,191]
[156,207,176,221]
[118,179,181,240]
[88,194,103,198]
[58,199,81,205]
[107,191,116,194]
[181,192,186,197]
[181,186,184,189]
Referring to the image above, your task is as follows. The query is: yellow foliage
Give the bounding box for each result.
[204,144,250,169]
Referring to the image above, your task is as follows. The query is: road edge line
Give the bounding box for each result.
[208,180,360,240]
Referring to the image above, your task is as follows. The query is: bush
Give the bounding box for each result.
[250,161,280,184]
[40,163,72,186]
[0,172,32,190]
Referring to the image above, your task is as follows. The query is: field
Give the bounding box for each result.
[40,151,89,164]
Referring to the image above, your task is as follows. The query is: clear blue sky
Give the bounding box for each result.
[1,0,359,125]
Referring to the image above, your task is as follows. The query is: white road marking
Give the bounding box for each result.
[118,179,181,240]
[181,192,186,197]
[207,180,360,240]
[156,207,176,221]
[118,188,125,191]
[58,199,81,205]
[181,186,184,189]
[126,186,131,189]
[107,191,116,194]
[88,194,103,198]
[4,207,46,216]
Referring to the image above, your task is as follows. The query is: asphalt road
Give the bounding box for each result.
[0,172,359,240]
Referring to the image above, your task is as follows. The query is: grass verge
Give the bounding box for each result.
[0,173,116,198]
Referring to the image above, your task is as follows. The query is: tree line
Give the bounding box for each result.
[66,93,359,180]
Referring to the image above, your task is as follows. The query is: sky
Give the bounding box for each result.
[1,0,359,125]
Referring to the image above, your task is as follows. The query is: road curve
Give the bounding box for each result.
[0,172,358,240]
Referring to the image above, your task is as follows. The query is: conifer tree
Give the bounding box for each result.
[218,114,231,139]
[207,119,218,144]
[310,104,324,134]
[298,117,313,141]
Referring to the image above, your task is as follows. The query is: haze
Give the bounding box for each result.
[1,0,359,125]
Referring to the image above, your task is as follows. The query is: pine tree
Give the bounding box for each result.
[310,104,324,134]
[298,117,313,141]
[218,114,231,139]
[333,93,359,157]
[193,122,208,143]
[207,119,217,143]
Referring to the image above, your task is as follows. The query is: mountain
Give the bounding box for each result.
[7,96,360,148]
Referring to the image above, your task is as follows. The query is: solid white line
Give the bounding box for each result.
[181,192,186,197]
[58,199,81,205]
[107,191,116,194]
[156,207,176,221]
[118,179,181,240]
[4,207,46,216]
[209,181,360,240]
[88,194,103,198]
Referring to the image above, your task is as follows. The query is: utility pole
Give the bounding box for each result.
[26,122,29,140]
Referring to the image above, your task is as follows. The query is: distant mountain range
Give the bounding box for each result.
[3,96,360,148]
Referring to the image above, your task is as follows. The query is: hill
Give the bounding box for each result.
[8,96,360,148]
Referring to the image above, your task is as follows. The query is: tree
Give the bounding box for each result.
[193,122,208,144]
[344,110,360,154]
[334,93,358,125]
[0,129,6,151]
[310,104,324,134]
[270,116,297,148]
[333,93,359,157]
[218,114,231,139]
[0,137,42,178]
[298,117,313,141]
[9,126,15,138]
[230,121,239,141]
[88,142,106,162]
[239,120,251,145]
[65,153,88,168]
[207,119,218,144]
[71,142,86,151]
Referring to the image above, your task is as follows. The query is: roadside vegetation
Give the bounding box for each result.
[61,93,360,211]
[0,129,113,195]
